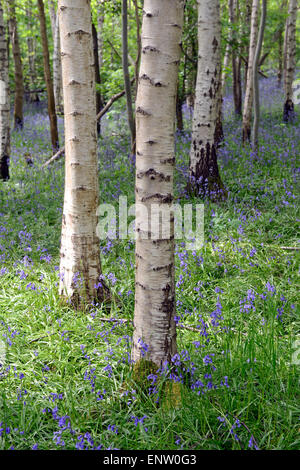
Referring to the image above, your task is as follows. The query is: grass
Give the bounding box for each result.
[0,81,299,450]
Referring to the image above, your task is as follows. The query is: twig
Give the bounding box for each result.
[43,80,135,168]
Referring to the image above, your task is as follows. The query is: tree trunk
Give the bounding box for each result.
[122,0,136,153]
[53,11,64,114]
[37,0,59,150]
[131,0,184,369]
[58,0,108,307]
[8,0,24,129]
[97,0,104,68]
[26,2,39,103]
[0,1,10,181]
[277,0,288,88]
[92,21,102,135]
[230,0,242,116]
[242,0,259,143]
[188,0,226,201]
[48,0,56,37]
[252,0,267,151]
[283,0,297,122]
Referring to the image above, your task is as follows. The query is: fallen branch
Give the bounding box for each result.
[43,81,135,168]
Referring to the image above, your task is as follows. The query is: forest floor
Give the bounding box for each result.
[0,77,299,450]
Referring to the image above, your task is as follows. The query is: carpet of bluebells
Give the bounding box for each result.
[0,77,299,450]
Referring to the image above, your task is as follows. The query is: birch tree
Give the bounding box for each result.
[8,0,24,129]
[37,0,59,150]
[252,0,267,151]
[242,0,259,143]
[58,0,108,306]
[131,0,184,369]
[188,0,226,201]
[26,2,39,103]
[0,0,10,181]
[48,0,63,114]
[283,0,298,122]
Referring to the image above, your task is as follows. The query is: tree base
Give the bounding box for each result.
[0,155,10,181]
[283,99,295,122]
[187,174,228,203]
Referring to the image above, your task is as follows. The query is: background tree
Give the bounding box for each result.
[122,0,135,153]
[188,0,226,201]
[252,0,267,151]
[283,0,298,122]
[0,0,10,181]
[37,0,59,150]
[242,0,259,143]
[8,0,24,129]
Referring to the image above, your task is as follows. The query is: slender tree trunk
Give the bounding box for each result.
[243,0,252,93]
[283,0,298,122]
[0,1,10,181]
[37,0,59,150]
[48,0,56,37]
[8,0,24,129]
[221,0,233,92]
[277,0,288,87]
[252,0,267,151]
[230,0,242,116]
[242,0,259,143]
[122,0,136,153]
[188,0,226,201]
[58,0,108,307]
[26,2,39,103]
[97,0,104,68]
[53,12,63,114]
[221,42,231,92]
[92,22,102,135]
[132,0,184,369]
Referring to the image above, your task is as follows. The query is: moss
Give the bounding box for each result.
[131,358,159,391]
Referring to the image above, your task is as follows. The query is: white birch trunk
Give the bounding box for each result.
[188,0,225,200]
[283,0,298,121]
[131,0,184,368]
[0,1,10,181]
[242,0,259,143]
[58,0,108,306]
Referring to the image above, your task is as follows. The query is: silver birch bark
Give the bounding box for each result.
[283,0,298,122]
[188,0,226,201]
[242,0,259,143]
[0,0,10,181]
[131,0,184,368]
[58,0,108,306]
